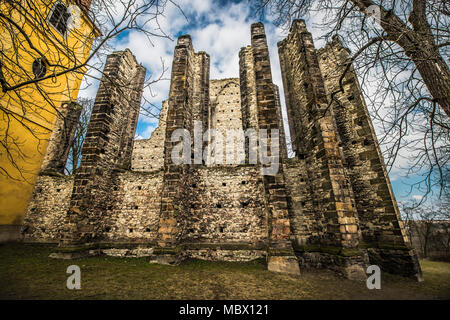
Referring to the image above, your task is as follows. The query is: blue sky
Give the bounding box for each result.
[78,0,436,205]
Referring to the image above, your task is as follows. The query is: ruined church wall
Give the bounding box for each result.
[103,170,163,242]
[209,79,244,165]
[317,39,422,278]
[22,174,74,242]
[23,170,164,243]
[156,35,209,247]
[183,166,268,245]
[210,79,242,132]
[131,100,168,172]
[192,52,211,124]
[246,23,299,275]
[239,46,259,132]
[40,102,82,174]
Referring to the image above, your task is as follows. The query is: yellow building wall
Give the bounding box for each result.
[0,0,99,225]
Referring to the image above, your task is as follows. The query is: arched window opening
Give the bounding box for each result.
[48,2,71,35]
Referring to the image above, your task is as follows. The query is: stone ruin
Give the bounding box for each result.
[22,21,423,280]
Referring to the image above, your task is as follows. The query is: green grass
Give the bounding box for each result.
[0,243,449,299]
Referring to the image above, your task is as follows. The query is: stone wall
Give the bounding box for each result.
[247,22,299,275]
[239,46,259,131]
[209,78,243,165]
[283,158,320,246]
[183,165,267,244]
[104,170,163,242]
[131,100,168,172]
[317,36,422,279]
[273,85,288,159]
[278,20,362,253]
[22,170,164,244]
[22,173,74,242]
[154,35,209,259]
[318,37,409,247]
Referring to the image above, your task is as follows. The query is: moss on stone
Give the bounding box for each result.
[293,244,361,257]
[182,243,267,251]
[268,248,296,256]
[358,241,411,251]
[153,246,182,255]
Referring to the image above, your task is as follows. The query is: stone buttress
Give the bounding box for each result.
[278,19,422,280]
[241,23,299,275]
[317,35,422,280]
[278,20,368,279]
[150,36,211,264]
[53,49,146,255]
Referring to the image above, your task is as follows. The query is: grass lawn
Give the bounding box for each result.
[0,243,449,300]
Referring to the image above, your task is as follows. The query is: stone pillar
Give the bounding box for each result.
[278,20,367,279]
[54,49,146,253]
[118,52,145,169]
[249,22,300,275]
[239,46,259,131]
[194,51,210,166]
[40,101,82,174]
[239,46,259,164]
[152,35,210,264]
[193,52,210,125]
[273,85,288,159]
[318,36,423,281]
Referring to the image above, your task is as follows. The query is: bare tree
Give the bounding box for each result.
[255,0,449,201]
[1,0,179,181]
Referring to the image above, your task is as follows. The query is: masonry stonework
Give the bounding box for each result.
[40,101,83,174]
[22,21,422,280]
[278,20,422,280]
[62,48,146,246]
[131,100,168,172]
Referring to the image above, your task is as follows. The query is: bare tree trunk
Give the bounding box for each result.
[353,0,450,117]
[409,49,450,116]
